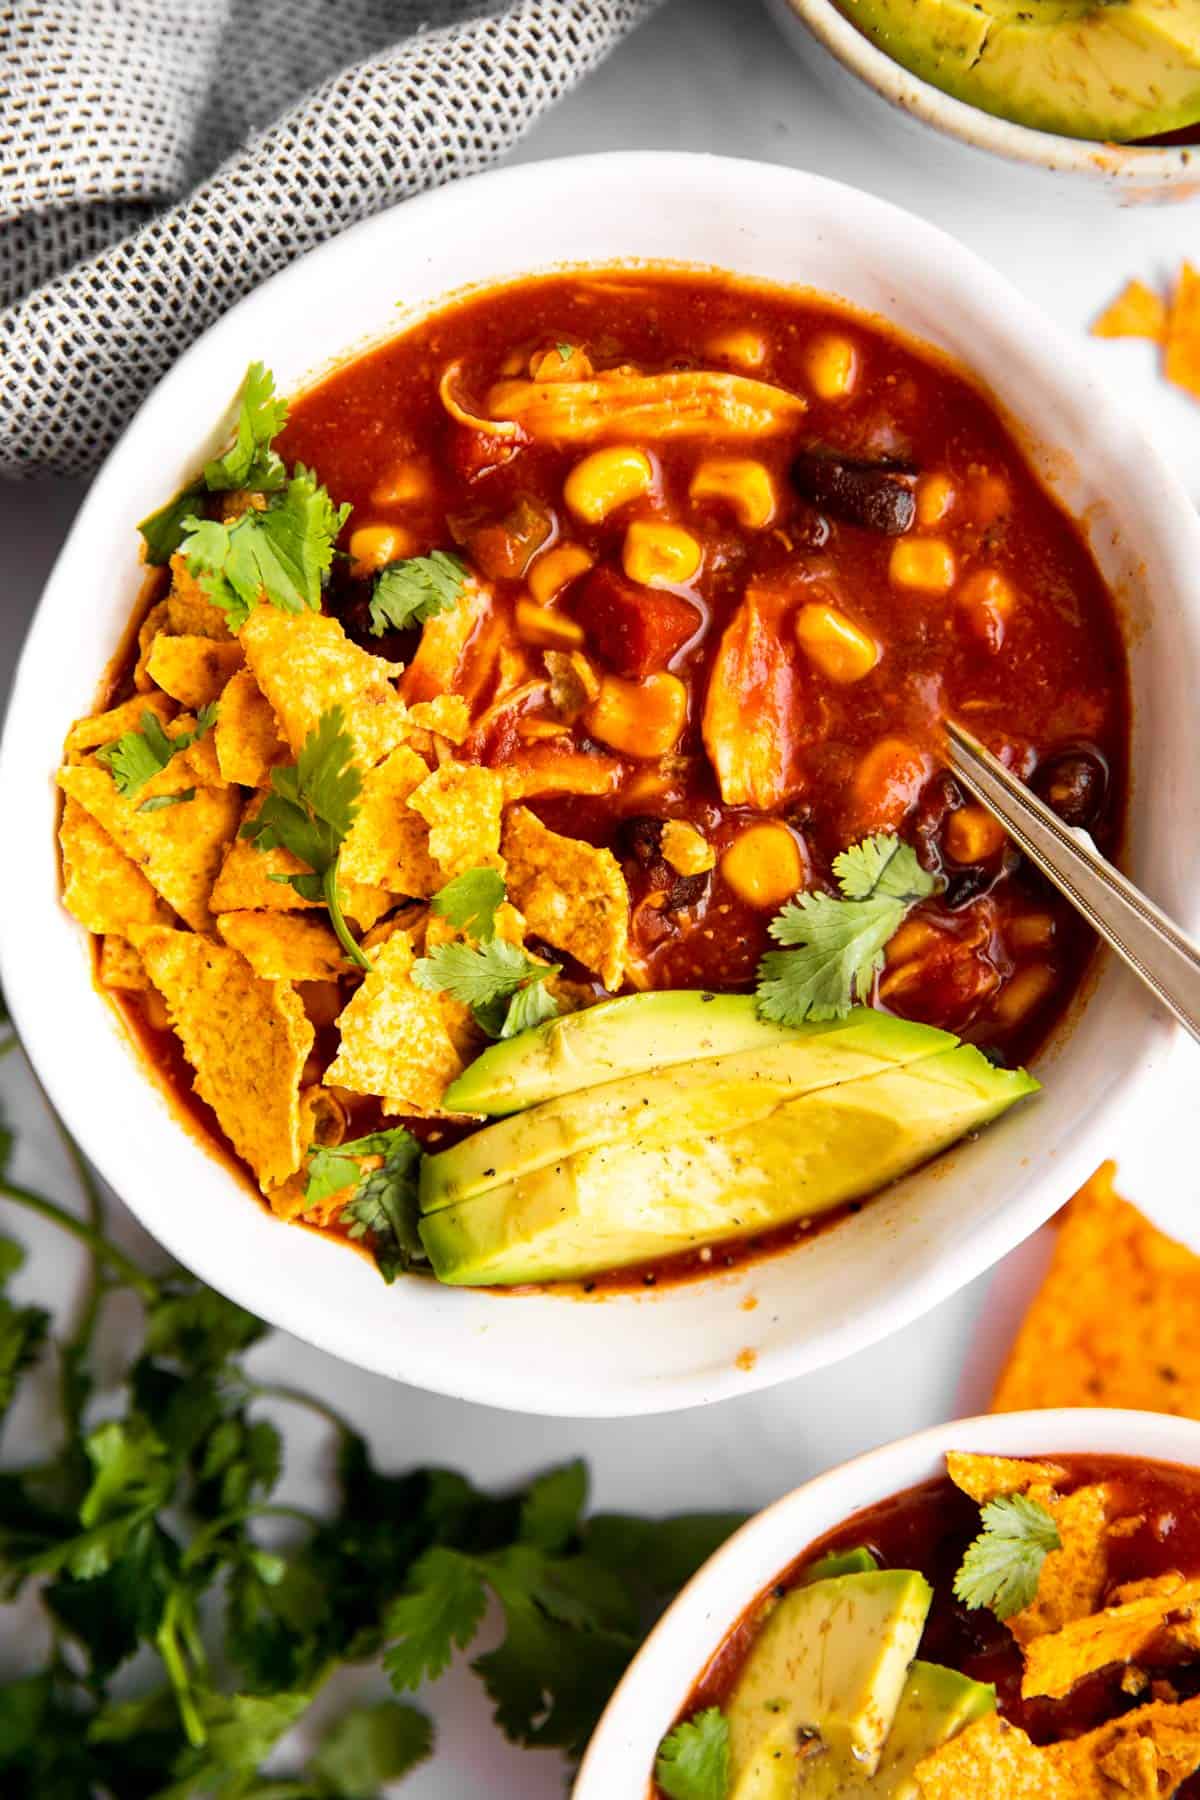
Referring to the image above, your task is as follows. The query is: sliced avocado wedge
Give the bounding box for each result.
[801,1547,879,1583]
[422,1011,960,1212]
[420,1044,1037,1286]
[828,1661,996,1798]
[837,0,1200,143]
[727,1570,932,1800]
[441,993,956,1118]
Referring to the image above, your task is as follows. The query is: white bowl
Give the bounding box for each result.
[575,1407,1200,1793]
[765,0,1200,203]
[3,153,1199,1418]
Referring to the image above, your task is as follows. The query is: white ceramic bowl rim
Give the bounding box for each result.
[574,1408,1200,1796]
[2,152,1199,1417]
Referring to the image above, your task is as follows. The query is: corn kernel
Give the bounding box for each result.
[515,598,585,650]
[945,805,1007,864]
[795,602,880,684]
[959,568,1017,652]
[889,538,956,593]
[969,470,1011,527]
[528,543,594,606]
[622,520,703,588]
[622,770,675,806]
[706,326,768,372]
[586,671,687,758]
[370,461,433,507]
[994,963,1056,1027]
[1009,912,1055,952]
[530,343,594,382]
[720,823,804,910]
[661,820,716,876]
[883,917,943,967]
[349,524,416,577]
[807,333,858,401]
[689,458,776,529]
[564,446,654,523]
[516,716,571,741]
[916,473,955,528]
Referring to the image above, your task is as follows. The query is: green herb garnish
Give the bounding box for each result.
[137,787,196,813]
[305,1127,424,1284]
[180,466,350,630]
[428,866,506,939]
[202,360,289,494]
[755,832,938,1026]
[368,551,468,635]
[97,702,217,799]
[239,705,368,971]
[953,1493,1061,1620]
[654,1707,731,1800]
[556,341,575,363]
[137,485,205,566]
[414,937,559,1042]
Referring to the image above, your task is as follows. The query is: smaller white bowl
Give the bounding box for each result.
[765,0,1200,203]
[574,1408,1200,1796]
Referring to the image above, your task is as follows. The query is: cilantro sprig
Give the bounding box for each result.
[97,702,217,799]
[755,832,938,1026]
[413,867,561,1040]
[368,551,468,636]
[305,1127,424,1284]
[181,466,350,631]
[239,705,368,971]
[655,1707,731,1800]
[953,1493,1061,1621]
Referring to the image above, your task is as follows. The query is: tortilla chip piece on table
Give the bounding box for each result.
[1091,278,1168,342]
[325,932,464,1117]
[1021,1575,1200,1700]
[59,796,172,935]
[914,1696,1200,1799]
[239,605,410,769]
[216,911,350,982]
[408,763,505,883]
[134,927,313,1190]
[145,634,243,710]
[213,668,289,787]
[339,745,438,895]
[57,760,240,933]
[64,691,175,762]
[501,804,629,991]
[991,1162,1200,1416]
[1166,261,1200,402]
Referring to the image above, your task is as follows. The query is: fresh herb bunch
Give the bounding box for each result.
[0,999,742,1795]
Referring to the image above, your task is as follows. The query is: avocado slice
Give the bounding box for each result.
[422,1011,960,1212]
[801,1547,879,1583]
[828,1661,996,1797]
[420,1044,1037,1286]
[442,994,954,1118]
[726,1570,932,1800]
[837,0,1200,143]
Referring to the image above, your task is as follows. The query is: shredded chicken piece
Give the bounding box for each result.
[445,368,807,444]
[438,361,522,438]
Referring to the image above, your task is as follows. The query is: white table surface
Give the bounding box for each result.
[2,0,1197,1788]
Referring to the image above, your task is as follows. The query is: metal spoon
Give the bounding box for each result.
[944,718,1200,1046]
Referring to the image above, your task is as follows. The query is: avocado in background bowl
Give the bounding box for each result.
[834,0,1200,142]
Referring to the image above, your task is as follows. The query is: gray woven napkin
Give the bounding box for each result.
[0,0,661,479]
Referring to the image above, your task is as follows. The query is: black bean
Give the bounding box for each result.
[1033,748,1108,830]
[790,450,918,536]
[664,871,711,914]
[943,865,1002,910]
[617,815,665,868]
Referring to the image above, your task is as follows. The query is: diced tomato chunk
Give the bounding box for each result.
[574,566,700,678]
[445,423,521,484]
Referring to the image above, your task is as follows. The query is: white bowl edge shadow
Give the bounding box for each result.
[2,153,1199,1419]
[574,1407,1200,1796]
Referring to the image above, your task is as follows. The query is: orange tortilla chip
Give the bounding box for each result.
[946,1452,1066,1505]
[400,574,492,704]
[1011,1481,1113,1646]
[134,600,171,690]
[64,691,174,762]
[915,1698,1200,1799]
[166,555,234,638]
[502,804,628,990]
[213,668,289,787]
[340,744,438,895]
[58,760,239,932]
[325,932,464,1116]
[98,934,151,992]
[1022,1576,1200,1699]
[135,926,313,1190]
[914,1714,1051,1799]
[266,1085,350,1222]
[1166,261,1200,401]
[406,694,471,744]
[210,796,391,931]
[59,796,171,934]
[408,763,505,883]
[991,1162,1200,1416]
[216,911,350,982]
[145,634,243,709]
[240,605,410,769]
[1091,278,1168,342]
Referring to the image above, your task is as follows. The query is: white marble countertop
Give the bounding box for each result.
[2,1,1197,1790]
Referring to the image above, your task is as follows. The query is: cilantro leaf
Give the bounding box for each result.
[518,1460,587,1554]
[556,341,575,363]
[429,866,506,940]
[383,1547,489,1690]
[139,786,196,813]
[203,362,289,494]
[240,707,367,970]
[368,551,467,635]
[413,938,560,1040]
[307,1699,433,1794]
[139,484,205,565]
[756,831,938,1025]
[953,1493,1061,1620]
[655,1707,730,1800]
[98,703,217,799]
[180,466,350,630]
[0,1295,49,1430]
[303,1128,424,1285]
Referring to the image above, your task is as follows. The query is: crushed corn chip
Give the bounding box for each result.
[145,634,243,709]
[64,691,174,762]
[98,934,151,992]
[1011,1482,1113,1646]
[166,555,234,637]
[267,1085,350,1221]
[58,760,240,932]
[916,1696,1200,1798]
[213,667,288,787]
[340,745,437,895]
[1166,261,1200,401]
[1091,278,1168,342]
[240,605,410,768]
[408,763,505,882]
[914,1714,1053,1799]
[325,932,464,1116]
[217,911,350,982]
[1022,1576,1200,1700]
[991,1163,1200,1416]
[134,600,171,690]
[502,804,628,990]
[60,795,171,934]
[406,694,471,744]
[400,575,492,704]
[210,799,391,931]
[135,926,313,1190]
[945,1452,1067,1506]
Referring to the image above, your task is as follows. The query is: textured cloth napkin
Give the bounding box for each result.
[0,0,661,479]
